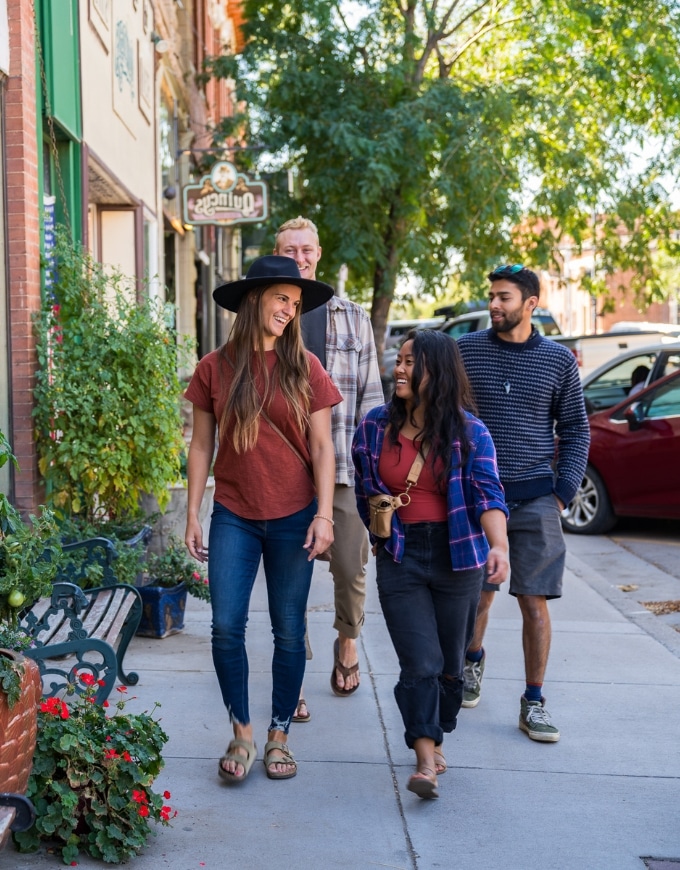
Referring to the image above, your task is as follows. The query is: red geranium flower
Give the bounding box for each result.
[40,697,70,719]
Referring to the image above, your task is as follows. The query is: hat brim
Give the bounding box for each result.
[213,276,334,313]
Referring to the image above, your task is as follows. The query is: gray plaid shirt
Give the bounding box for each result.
[323,297,383,486]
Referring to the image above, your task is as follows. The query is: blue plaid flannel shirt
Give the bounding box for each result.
[352,405,508,568]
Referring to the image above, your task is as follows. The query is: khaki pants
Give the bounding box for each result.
[305,484,368,659]
[328,483,369,639]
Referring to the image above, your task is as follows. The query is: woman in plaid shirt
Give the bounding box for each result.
[352,329,509,799]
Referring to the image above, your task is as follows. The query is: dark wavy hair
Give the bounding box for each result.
[387,329,476,489]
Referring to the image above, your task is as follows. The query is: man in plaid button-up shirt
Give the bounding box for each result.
[275,217,383,710]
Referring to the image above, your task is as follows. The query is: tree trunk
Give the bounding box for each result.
[370,224,402,367]
[371,292,393,357]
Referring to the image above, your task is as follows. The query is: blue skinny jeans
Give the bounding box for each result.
[376,522,484,749]
[208,500,316,735]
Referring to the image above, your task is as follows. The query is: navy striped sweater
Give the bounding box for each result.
[457,329,590,506]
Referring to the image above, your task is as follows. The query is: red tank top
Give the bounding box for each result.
[378,433,447,523]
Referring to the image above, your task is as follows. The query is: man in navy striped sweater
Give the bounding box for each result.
[457,264,589,741]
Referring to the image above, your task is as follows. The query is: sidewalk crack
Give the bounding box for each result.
[361,634,419,870]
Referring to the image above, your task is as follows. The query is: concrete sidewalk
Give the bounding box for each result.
[3,538,680,869]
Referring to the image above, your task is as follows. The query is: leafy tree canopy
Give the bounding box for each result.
[206,0,680,346]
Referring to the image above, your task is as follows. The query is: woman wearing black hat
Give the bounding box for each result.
[184,256,342,783]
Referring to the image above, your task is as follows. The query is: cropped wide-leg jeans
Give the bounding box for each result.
[376,522,484,749]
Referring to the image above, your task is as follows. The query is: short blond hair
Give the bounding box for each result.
[274,216,320,248]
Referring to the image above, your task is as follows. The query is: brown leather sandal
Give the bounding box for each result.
[292,698,311,723]
[330,638,360,696]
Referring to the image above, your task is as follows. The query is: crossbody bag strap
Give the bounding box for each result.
[400,443,430,503]
[405,446,429,487]
[260,408,314,482]
[222,350,314,481]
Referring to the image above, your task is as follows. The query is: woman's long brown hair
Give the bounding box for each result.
[218,286,311,452]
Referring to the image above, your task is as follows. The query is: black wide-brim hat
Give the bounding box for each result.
[213,255,334,313]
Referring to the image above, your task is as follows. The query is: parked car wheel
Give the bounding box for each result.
[561,464,616,535]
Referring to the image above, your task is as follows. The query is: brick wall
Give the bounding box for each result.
[6,0,43,514]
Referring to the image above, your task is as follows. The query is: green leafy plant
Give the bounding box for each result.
[33,228,191,523]
[0,631,33,708]
[144,535,210,602]
[14,675,173,864]
[0,430,61,706]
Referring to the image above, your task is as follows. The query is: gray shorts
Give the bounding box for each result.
[483,493,566,600]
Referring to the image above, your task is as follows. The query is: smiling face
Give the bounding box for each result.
[260,283,302,349]
[489,279,537,340]
[274,227,322,280]
[393,339,429,406]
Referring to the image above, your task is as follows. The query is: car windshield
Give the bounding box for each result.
[637,377,680,419]
[441,318,480,338]
[584,353,658,412]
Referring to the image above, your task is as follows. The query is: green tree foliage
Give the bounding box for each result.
[207,0,680,348]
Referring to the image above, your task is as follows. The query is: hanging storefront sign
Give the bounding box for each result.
[182,161,268,226]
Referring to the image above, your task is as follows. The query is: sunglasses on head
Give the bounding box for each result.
[490,263,524,278]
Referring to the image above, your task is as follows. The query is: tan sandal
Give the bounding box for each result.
[434,744,447,775]
[263,740,297,780]
[407,767,439,800]
[218,739,257,784]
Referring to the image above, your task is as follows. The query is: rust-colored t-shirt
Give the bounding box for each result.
[185,348,342,520]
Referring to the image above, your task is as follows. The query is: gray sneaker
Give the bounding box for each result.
[461,654,485,708]
[519,696,560,742]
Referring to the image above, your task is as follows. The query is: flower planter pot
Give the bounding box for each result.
[0,651,42,793]
[136,583,188,638]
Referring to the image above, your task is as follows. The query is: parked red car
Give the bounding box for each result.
[561,368,680,534]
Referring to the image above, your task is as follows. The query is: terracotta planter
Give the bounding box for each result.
[0,650,41,793]
[136,583,188,638]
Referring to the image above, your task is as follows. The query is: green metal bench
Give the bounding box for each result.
[20,537,142,704]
